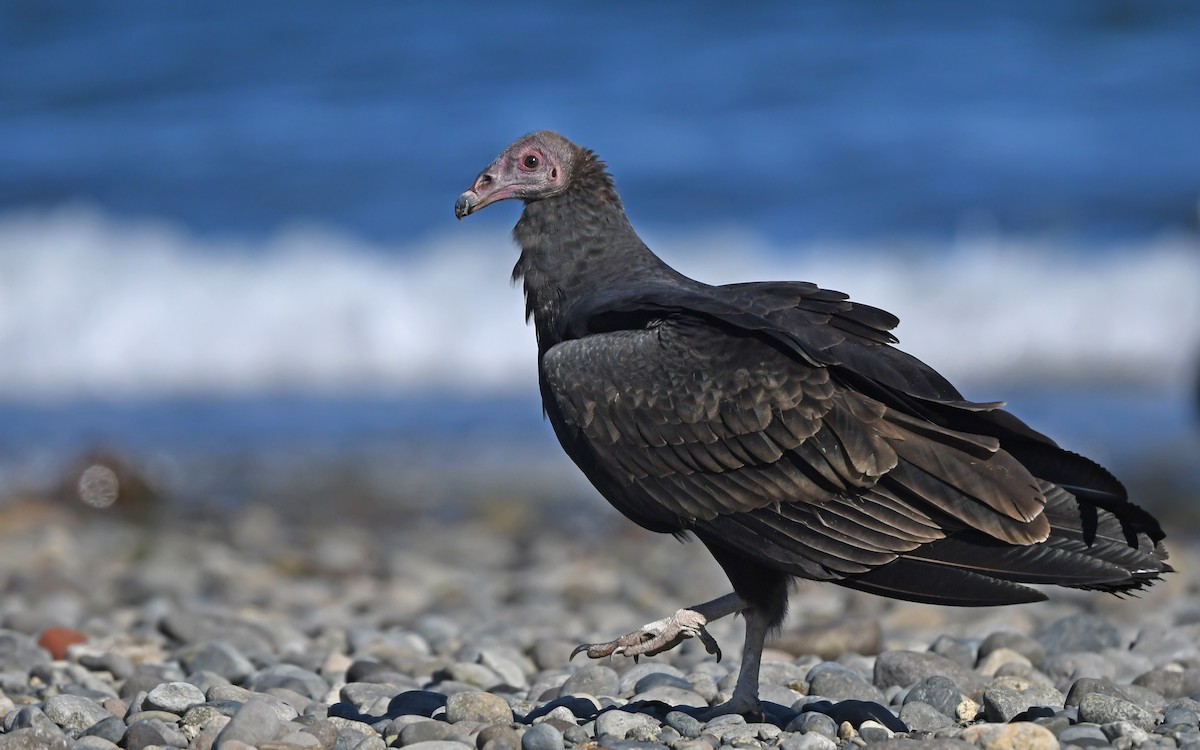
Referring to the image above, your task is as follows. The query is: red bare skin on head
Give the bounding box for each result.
[455,131,574,218]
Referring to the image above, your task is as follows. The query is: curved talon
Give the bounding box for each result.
[696,625,722,662]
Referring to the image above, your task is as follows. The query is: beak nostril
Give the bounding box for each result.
[478,174,494,187]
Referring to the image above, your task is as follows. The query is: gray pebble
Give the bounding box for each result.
[247,663,329,700]
[0,631,51,672]
[40,694,112,737]
[784,711,837,739]
[0,726,69,750]
[978,631,1046,667]
[807,666,884,703]
[928,634,977,669]
[122,709,181,726]
[1036,613,1121,655]
[180,640,255,683]
[400,719,465,745]
[619,664,686,696]
[144,680,206,713]
[665,710,702,738]
[1101,719,1152,743]
[76,652,134,681]
[902,675,960,718]
[478,647,531,689]
[1120,682,1167,710]
[560,665,619,698]
[71,737,120,750]
[899,700,953,731]
[982,684,1026,723]
[1078,692,1158,731]
[435,662,504,690]
[1134,667,1200,699]
[403,743,474,750]
[1041,651,1118,684]
[597,742,667,750]
[80,715,126,744]
[6,705,61,735]
[873,650,986,694]
[594,709,661,740]
[445,691,513,725]
[522,722,565,750]
[215,696,284,746]
[119,719,171,750]
[478,723,523,749]
[778,733,836,750]
[858,719,892,742]
[1058,723,1109,743]
[341,682,400,713]
[634,672,692,694]
[562,723,589,746]
[630,685,708,707]
[1164,706,1200,730]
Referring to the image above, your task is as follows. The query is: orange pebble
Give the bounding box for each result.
[38,626,87,660]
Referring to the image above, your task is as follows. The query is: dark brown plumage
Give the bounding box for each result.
[455,131,1170,716]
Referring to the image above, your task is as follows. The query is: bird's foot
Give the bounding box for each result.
[686,696,763,721]
[570,608,722,662]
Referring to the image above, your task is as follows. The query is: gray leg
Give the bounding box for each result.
[718,604,770,715]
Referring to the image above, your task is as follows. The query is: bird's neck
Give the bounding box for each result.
[512,162,679,351]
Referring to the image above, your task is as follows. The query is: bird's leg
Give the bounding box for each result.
[693,604,770,718]
[571,592,745,662]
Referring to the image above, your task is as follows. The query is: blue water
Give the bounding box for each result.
[2,1,1198,500]
[3,1,1198,242]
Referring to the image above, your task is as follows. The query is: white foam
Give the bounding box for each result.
[1,206,1197,400]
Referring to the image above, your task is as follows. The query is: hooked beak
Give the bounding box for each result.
[455,168,510,220]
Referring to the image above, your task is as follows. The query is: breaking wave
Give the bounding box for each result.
[2,206,1197,401]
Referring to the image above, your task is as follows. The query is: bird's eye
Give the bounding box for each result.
[522,154,540,170]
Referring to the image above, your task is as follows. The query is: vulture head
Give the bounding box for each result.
[455,130,578,219]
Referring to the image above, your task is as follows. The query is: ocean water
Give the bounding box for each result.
[1,1,1198,501]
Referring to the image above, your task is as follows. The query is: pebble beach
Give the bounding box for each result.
[0,480,1197,750]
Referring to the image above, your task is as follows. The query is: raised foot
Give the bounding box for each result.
[570,608,723,662]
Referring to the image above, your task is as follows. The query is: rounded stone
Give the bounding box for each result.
[1077,693,1157,731]
[477,723,523,750]
[144,681,207,714]
[978,631,1046,667]
[445,691,513,725]
[80,716,127,744]
[593,709,661,740]
[521,722,564,750]
[959,722,1058,750]
[807,668,884,703]
[982,684,1027,723]
[1036,613,1121,655]
[784,711,837,739]
[41,694,112,736]
[560,665,619,698]
[779,734,837,750]
[898,700,953,732]
[401,719,463,745]
[180,641,255,683]
[903,676,961,718]
[214,697,285,747]
[665,710,702,738]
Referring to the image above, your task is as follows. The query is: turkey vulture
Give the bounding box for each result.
[454,131,1170,717]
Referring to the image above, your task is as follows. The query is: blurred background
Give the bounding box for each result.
[1,0,1198,527]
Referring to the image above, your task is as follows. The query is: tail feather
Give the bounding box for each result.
[838,558,1048,606]
[843,480,1170,605]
